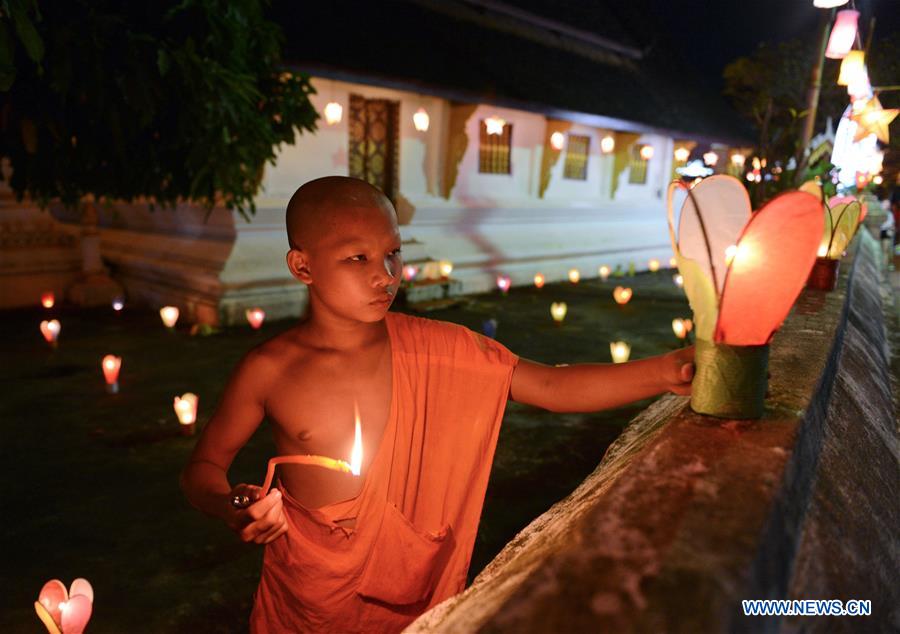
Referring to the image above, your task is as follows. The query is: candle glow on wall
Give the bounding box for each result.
[35,578,93,634]
[667,175,822,418]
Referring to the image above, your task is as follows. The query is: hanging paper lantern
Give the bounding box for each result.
[35,578,93,634]
[609,341,631,364]
[850,96,898,144]
[674,147,690,162]
[41,292,55,309]
[813,0,848,7]
[550,302,567,325]
[837,50,865,86]
[413,108,430,132]
[612,286,632,305]
[533,273,545,289]
[825,10,859,59]
[324,101,343,125]
[245,307,266,330]
[598,265,611,281]
[101,354,122,394]
[496,274,511,294]
[550,132,565,151]
[159,306,179,329]
[667,175,822,418]
[600,135,615,154]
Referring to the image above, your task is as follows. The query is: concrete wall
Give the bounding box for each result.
[405,230,898,633]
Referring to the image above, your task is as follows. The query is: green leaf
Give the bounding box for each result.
[10,2,44,63]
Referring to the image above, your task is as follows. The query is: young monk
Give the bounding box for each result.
[181,176,694,633]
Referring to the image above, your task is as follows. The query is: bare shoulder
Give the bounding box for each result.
[237,324,311,382]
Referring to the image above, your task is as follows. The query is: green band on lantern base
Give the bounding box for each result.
[691,339,769,419]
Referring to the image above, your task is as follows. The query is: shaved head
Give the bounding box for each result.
[286,176,396,250]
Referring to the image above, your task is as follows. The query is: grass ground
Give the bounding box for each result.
[0,271,691,633]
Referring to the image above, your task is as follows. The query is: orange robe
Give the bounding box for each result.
[250,312,519,633]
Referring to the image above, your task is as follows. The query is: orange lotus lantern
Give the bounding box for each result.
[159,306,179,329]
[174,392,199,435]
[35,578,93,634]
[496,274,511,294]
[598,265,611,281]
[41,292,55,309]
[533,273,545,289]
[550,302,567,325]
[101,355,122,394]
[825,10,859,59]
[245,307,265,330]
[40,319,61,348]
[609,341,631,364]
[612,286,632,305]
[667,175,822,418]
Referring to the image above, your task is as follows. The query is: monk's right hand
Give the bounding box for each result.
[227,484,289,544]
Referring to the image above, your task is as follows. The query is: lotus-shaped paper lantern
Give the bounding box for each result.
[40,319,61,347]
[550,302,567,325]
[825,10,859,59]
[803,184,862,291]
[568,268,580,284]
[609,341,631,364]
[35,578,93,634]
[245,307,266,330]
[174,392,199,435]
[496,274,511,294]
[533,273,545,289]
[612,286,632,305]
[159,306,179,329]
[667,175,822,418]
[598,265,610,281]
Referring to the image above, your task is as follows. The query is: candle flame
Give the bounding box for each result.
[350,403,363,476]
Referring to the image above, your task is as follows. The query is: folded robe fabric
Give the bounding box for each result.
[250,312,519,633]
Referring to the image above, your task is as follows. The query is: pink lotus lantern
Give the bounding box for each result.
[174,392,199,436]
[35,578,93,634]
[41,292,55,309]
[533,273,545,289]
[402,264,419,282]
[667,175,822,418]
[40,320,61,348]
[101,355,122,394]
[496,274,511,294]
[825,10,859,59]
[245,307,265,330]
[159,306,179,329]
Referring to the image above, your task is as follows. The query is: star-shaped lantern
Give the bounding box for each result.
[850,96,898,144]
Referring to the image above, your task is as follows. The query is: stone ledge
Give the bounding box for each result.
[407,231,898,633]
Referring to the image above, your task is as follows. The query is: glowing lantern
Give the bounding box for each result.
[568,268,580,284]
[598,265,611,281]
[808,195,861,290]
[533,273,545,289]
[609,341,631,364]
[496,274,511,294]
[703,151,719,167]
[612,286,632,305]
[324,101,343,125]
[550,131,565,151]
[837,50,865,86]
[640,145,654,161]
[850,96,898,144]
[813,0,848,7]
[873,175,883,185]
[40,319,60,347]
[101,355,122,394]
[648,258,660,273]
[666,174,822,418]
[825,10,859,59]
[174,392,199,435]
[41,292,55,309]
[730,153,746,168]
[111,297,124,311]
[402,264,419,282]
[550,302,567,325]
[413,108,430,132]
[672,318,689,340]
[485,116,506,136]
[600,135,615,154]
[245,307,265,330]
[35,578,93,634]
[674,147,690,162]
[159,306,179,329]
[673,274,684,287]
[438,260,453,278]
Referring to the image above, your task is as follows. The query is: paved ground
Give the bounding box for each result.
[0,270,692,633]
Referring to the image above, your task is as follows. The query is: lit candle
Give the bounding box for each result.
[610,341,631,364]
[613,286,633,305]
[439,260,453,279]
[598,265,611,281]
[568,268,580,284]
[550,302,567,325]
[111,296,124,311]
[40,320,61,348]
[496,274,511,294]
[245,307,265,330]
[648,258,660,272]
[41,292,55,309]
[101,355,122,393]
[673,274,684,288]
[533,273,545,289]
[174,392,199,436]
[159,306,179,329]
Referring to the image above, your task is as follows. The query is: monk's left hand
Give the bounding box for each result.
[662,345,695,396]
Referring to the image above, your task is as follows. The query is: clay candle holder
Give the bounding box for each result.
[667,175,822,418]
